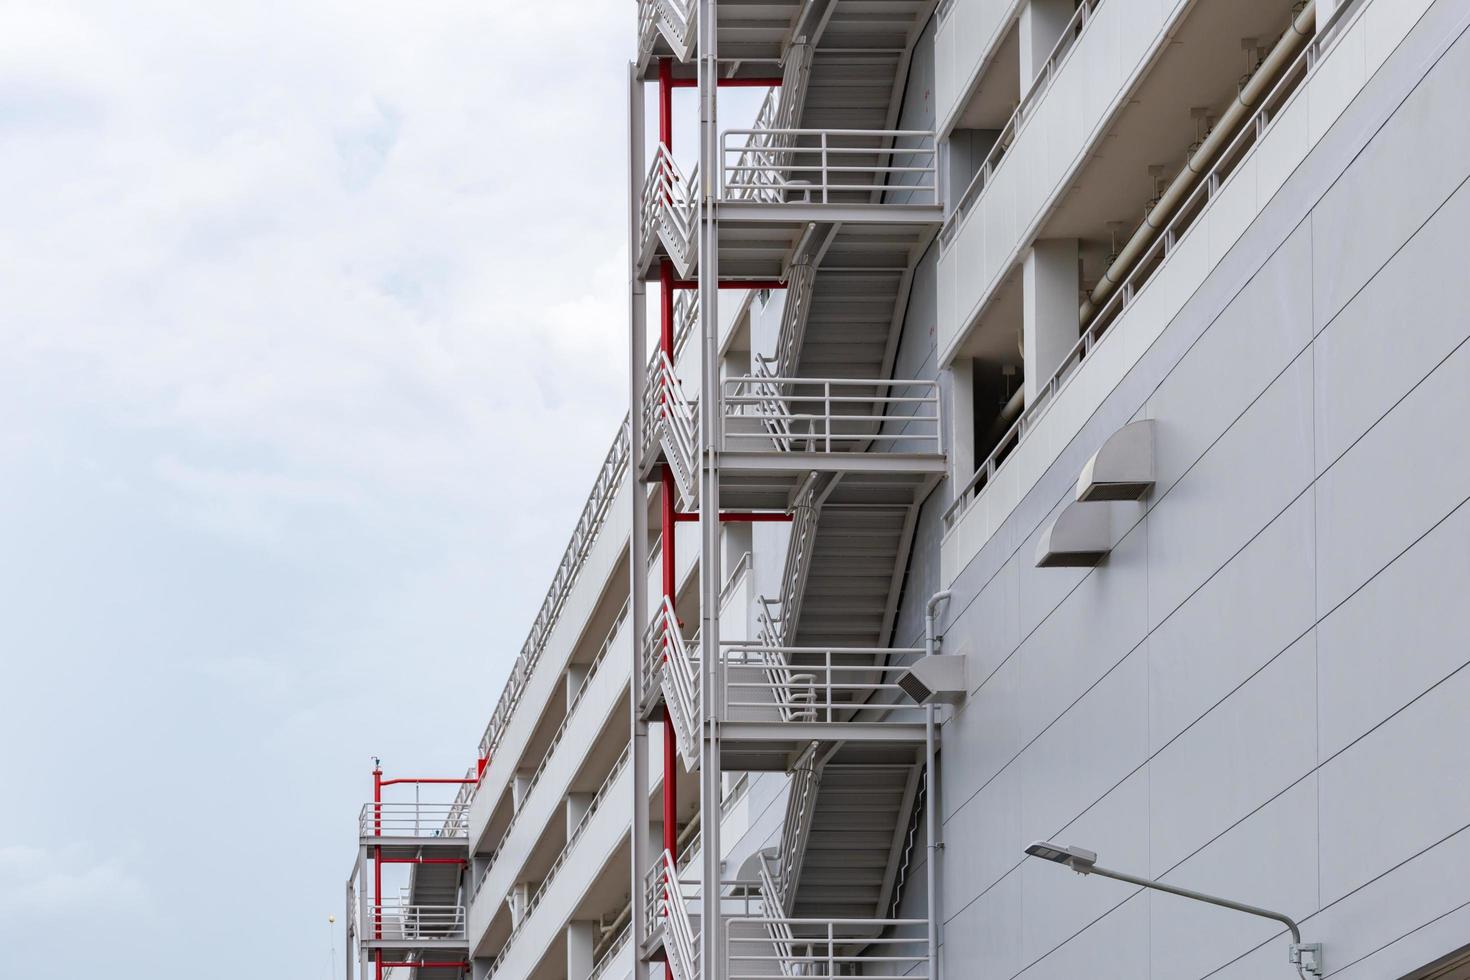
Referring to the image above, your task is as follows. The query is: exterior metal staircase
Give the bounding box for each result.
[644,345,700,508]
[790,750,923,921]
[640,145,699,278]
[638,0,696,66]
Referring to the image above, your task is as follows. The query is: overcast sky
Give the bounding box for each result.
[0,2,735,975]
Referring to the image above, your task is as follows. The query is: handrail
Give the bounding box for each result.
[944,0,1347,531]
[653,849,701,980]
[637,0,696,63]
[488,747,631,977]
[474,605,628,898]
[473,248,701,782]
[756,857,802,975]
[721,128,939,206]
[723,374,943,455]
[643,349,699,506]
[719,644,925,724]
[771,261,816,381]
[359,802,469,839]
[726,43,815,203]
[756,475,818,651]
[366,901,468,943]
[726,915,932,980]
[476,425,627,763]
[770,744,821,914]
[585,922,631,980]
[653,597,702,769]
[940,0,1102,244]
[641,145,699,274]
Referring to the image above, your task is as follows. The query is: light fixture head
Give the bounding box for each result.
[897,655,967,705]
[1025,840,1098,871]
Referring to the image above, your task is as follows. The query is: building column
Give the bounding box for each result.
[1019,0,1075,95]
[949,358,976,486]
[512,768,535,811]
[568,920,599,980]
[566,792,594,838]
[1022,238,1080,405]
[565,662,590,708]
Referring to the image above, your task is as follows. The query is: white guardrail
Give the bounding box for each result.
[723,373,942,455]
[719,644,925,724]
[726,916,931,980]
[475,162,709,783]
[359,803,469,839]
[943,0,1363,531]
[940,0,1103,245]
[366,901,467,942]
[474,604,627,898]
[488,747,631,977]
[721,128,939,205]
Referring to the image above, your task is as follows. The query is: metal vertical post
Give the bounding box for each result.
[697,1,723,979]
[627,59,653,980]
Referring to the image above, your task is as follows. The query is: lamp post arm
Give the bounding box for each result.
[1083,863,1302,944]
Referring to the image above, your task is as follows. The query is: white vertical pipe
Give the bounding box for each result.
[924,590,952,980]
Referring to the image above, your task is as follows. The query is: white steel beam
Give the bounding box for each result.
[626,59,654,980]
[698,2,724,979]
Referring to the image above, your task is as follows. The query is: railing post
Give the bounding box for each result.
[824,381,832,452]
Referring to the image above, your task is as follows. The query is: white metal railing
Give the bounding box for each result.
[367,901,467,943]
[643,349,699,506]
[488,747,631,977]
[474,255,703,778]
[649,849,702,980]
[769,744,821,917]
[762,476,818,650]
[474,605,627,898]
[719,644,924,725]
[359,803,469,839]
[756,858,803,974]
[642,144,699,273]
[442,766,477,837]
[725,43,815,203]
[944,0,1356,531]
[721,129,939,206]
[586,923,631,980]
[476,421,627,763]
[726,916,931,979]
[771,261,816,381]
[637,0,696,63]
[723,373,943,455]
[648,596,702,768]
[940,0,1103,244]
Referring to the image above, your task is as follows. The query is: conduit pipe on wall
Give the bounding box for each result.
[923,591,953,980]
[1079,0,1316,323]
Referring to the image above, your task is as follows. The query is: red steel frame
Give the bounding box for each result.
[653,57,793,980]
[371,764,480,980]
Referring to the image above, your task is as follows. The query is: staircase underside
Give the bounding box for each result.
[793,470,938,648]
[797,220,938,379]
[793,745,923,920]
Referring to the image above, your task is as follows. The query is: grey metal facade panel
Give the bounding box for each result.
[936,2,1470,976]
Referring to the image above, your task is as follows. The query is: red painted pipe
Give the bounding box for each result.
[378,857,468,865]
[671,278,787,290]
[377,777,478,787]
[658,58,674,147]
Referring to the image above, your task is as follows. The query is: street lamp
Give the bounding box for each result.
[1023,840,1323,978]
